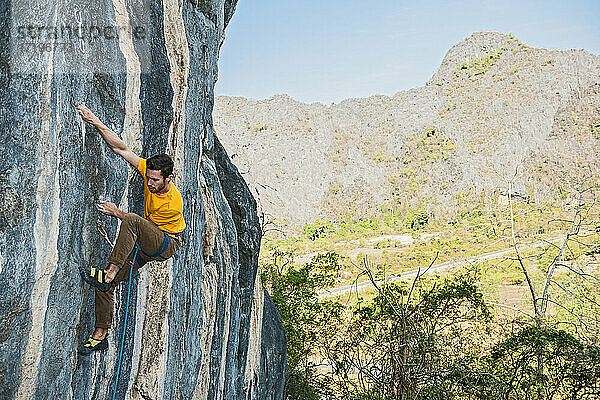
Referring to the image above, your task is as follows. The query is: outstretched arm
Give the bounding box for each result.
[75,105,139,169]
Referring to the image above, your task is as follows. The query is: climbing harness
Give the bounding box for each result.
[136,231,182,267]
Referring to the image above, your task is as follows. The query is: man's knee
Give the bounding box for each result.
[121,213,143,227]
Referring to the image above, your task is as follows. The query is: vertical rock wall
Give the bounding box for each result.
[0,0,286,399]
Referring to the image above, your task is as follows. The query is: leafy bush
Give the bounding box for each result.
[406,206,429,230]
[323,268,491,399]
[591,122,600,138]
[303,218,333,240]
[461,326,600,399]
[262,251,343,400]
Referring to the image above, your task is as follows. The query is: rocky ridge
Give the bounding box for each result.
[213,31,600,231]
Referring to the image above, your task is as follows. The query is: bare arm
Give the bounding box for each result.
[75,105,139,169]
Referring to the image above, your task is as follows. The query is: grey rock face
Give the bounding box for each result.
[0,1,286,399]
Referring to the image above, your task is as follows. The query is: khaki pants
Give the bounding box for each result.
[95,213,180,329]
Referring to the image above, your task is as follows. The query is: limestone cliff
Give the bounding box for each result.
[0,0,286,399]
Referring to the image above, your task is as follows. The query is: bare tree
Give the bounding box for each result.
[507,174,600,340]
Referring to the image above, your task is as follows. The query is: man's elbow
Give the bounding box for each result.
[113,142,129,154]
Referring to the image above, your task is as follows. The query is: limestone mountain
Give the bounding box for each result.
[213,31,600,232]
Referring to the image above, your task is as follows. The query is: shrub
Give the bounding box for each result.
[463,326,600,399]
[406,206,429,230]
[591,122,600,138]
[303,218,333,240]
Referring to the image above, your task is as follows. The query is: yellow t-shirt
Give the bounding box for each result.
[137,158,186,234]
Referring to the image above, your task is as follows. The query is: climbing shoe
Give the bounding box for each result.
[78,335,108,355]
[79,265,112,292]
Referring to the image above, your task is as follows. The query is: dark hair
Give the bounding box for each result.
[147,154,174,178]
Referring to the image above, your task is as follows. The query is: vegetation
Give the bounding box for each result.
[253,124,270,134]
[405,205,428,231]
[260,184,600,399]
[261,251,344,400]
[475,326,600,399]
[453,49,506,78]
[591,122,600,138]
[322,264,491,399]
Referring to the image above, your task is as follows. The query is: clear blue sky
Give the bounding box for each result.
[215,0,600,104]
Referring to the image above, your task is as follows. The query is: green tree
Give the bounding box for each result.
[262,251,343,400]
[322,258,491,400]
[460,326,600,399]
[406,206,429,231]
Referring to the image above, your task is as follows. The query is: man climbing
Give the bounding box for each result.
[75,105,186,355]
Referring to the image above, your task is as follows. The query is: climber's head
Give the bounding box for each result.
[146,154,174,194]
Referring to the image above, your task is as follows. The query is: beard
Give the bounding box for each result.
[148,181,166,193]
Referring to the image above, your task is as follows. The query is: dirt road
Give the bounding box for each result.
[318,235,566,298]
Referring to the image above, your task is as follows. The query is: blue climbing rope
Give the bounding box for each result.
[111,244,139,400]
